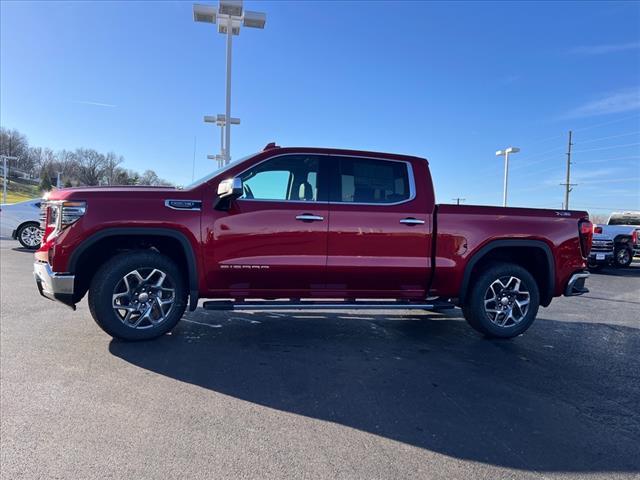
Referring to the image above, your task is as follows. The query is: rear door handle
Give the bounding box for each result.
[296,213,324,222]
[400,217,425,225]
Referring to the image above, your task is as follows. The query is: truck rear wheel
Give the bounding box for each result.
[462,262,540,339]
[88,251,187,341]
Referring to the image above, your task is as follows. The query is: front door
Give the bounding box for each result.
[202,154,329,298]
[325,155,433,299]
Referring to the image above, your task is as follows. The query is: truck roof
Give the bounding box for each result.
[260,144,429,164]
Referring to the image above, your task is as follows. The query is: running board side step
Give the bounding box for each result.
[202,300,456,311]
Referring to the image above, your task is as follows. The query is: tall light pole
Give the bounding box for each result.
[204,114,240,167]
[207,154,226,169]
[495,147,520,207]
[193,1,266,164]
[1,155,19,204]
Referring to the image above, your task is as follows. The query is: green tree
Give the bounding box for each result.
[40,174,52,192]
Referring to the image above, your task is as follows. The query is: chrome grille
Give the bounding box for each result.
[39,202,47,229]
[591,239,613,253]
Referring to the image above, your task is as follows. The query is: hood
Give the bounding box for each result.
[44,185,177,201]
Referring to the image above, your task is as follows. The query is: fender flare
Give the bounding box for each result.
[613,234,633,246]
[459,239,555,307]
[68,227,199,311]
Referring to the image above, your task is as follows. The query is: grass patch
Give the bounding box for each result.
[1,176,42,204]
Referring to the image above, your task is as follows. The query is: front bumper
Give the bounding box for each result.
[33,261,76,310]
[565,271,590,296]
[588,252,613,264]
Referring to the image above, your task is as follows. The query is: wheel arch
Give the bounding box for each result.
[68,227,199,311]
[459,239,555,307]
[613,234,633,246]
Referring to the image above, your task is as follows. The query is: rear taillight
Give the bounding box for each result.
[633,229,638,245]
[579,219,593,257]
[593,226,603,234]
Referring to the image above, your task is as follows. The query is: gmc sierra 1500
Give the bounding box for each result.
[34,145,592,341]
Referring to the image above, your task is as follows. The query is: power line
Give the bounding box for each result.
[452,197,465,205]
[573,113,640,133]
[572,142,640,153]
[576,155,640,165]
[575,130,640,145]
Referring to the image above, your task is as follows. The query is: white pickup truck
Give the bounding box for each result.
[596,211,640,268]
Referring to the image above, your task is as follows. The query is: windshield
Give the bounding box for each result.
[608,214,640,226]
[182,152,258,190]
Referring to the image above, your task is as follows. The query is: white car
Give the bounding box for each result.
[0,198,44,249]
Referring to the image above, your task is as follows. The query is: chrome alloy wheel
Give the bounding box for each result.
[483,276,531,328]
[20,225,42,248]
[112,268,176,329]
[616,248,631,265]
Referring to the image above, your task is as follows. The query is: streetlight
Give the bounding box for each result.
[495,147,520,207]
[207,154,226,169]
[204,114,240,167]
[1,155,19,204]
[193,1,266,164]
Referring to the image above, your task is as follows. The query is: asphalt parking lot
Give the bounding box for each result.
[1,238,639,479]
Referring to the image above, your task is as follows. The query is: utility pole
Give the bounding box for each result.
[452,197,465,205]
[560,130,576,210]
[1,155,19,204]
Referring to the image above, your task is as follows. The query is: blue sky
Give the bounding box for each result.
[1,0,639,215]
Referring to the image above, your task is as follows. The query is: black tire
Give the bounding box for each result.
[16,222,42,250]
[462,262,540,339]
[88,250,187,341]
[613,246,633,268]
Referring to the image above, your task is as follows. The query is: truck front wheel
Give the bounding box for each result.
[462,263,540,339]
[88,251,188,341]
[613,246,633,268]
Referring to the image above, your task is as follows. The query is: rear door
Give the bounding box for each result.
[203,154,329,297]
[325,155,433,299]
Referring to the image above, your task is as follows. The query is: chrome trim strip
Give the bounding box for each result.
[164,199,202,211]
[204,302,436,311]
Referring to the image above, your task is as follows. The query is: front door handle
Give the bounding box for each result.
[400,217,425,225]
[296,213,324,222]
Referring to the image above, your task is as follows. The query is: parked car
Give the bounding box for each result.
[587,229,615,269]
[0,198,43,249]
[597,211,640,267]
[33,145,592,341]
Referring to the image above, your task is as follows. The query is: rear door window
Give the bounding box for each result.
[330,157,412,204]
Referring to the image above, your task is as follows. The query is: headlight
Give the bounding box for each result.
[60,201,87,227]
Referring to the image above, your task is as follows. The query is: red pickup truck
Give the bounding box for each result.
[34,145,592,341]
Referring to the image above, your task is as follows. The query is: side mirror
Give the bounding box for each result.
[214,177,243,210]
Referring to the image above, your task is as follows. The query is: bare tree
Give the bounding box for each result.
[1,127,172,188]
[103,152,124,185]
[74,148,106,186]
